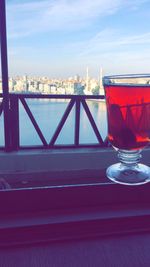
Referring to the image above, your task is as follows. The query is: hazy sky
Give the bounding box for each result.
[4,0,150,78]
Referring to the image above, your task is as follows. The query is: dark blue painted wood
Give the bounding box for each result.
[0,0,11,151]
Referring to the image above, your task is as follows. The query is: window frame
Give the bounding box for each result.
[1,0,150,247]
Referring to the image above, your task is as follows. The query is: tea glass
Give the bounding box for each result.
[103,74,150,185]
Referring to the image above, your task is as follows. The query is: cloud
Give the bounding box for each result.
[6,0,149,38]
[72,27,150,75]
[79,29,150,58]
[6,0,150,76]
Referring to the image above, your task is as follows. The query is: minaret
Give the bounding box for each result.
[99,67,104,95]
[86,66,89,92]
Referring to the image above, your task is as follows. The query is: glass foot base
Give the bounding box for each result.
[106,163,150,185]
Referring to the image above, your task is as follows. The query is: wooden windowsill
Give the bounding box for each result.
[1,202,150,247]
[0,180,150,246]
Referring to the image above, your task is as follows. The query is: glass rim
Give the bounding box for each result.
[103,73,150,86]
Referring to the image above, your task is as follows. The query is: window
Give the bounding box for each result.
[0,0,150,246]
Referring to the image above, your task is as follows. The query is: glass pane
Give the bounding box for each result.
[86,100,108,141]
[80,103,98,144]
[79,100,107,144]
[23,98,69,144]
[56,104,75,144]
[19,100,43,146]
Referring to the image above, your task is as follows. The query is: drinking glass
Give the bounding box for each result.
[103,74,150,185]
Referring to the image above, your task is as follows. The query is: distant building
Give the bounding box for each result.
[23,75,29,91]
[4,68,104,95]
[74,82,84,95]
[9,78,16,92]
[74,74,80,82]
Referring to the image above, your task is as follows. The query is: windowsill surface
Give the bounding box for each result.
[0,146,150,189]
[0,180,150,246]
[0,148,150,247]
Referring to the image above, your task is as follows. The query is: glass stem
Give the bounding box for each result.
[118,150,142,167]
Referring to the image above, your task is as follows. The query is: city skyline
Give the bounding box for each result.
[0,69,104,96]
[3,0,150,77]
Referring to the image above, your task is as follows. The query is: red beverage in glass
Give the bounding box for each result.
[105,85,150,150]
[103,75,150,185]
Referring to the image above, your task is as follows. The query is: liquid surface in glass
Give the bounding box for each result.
[105,85,150,150]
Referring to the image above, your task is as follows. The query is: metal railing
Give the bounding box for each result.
[0,93,108,151]
[0,0,108,152]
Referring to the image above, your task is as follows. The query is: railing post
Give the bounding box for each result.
[9,95,20,150]
[0,0,11,151]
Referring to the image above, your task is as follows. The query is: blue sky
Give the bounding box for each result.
[5,0,150,78]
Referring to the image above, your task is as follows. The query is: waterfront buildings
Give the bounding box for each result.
[0,69,104,95]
